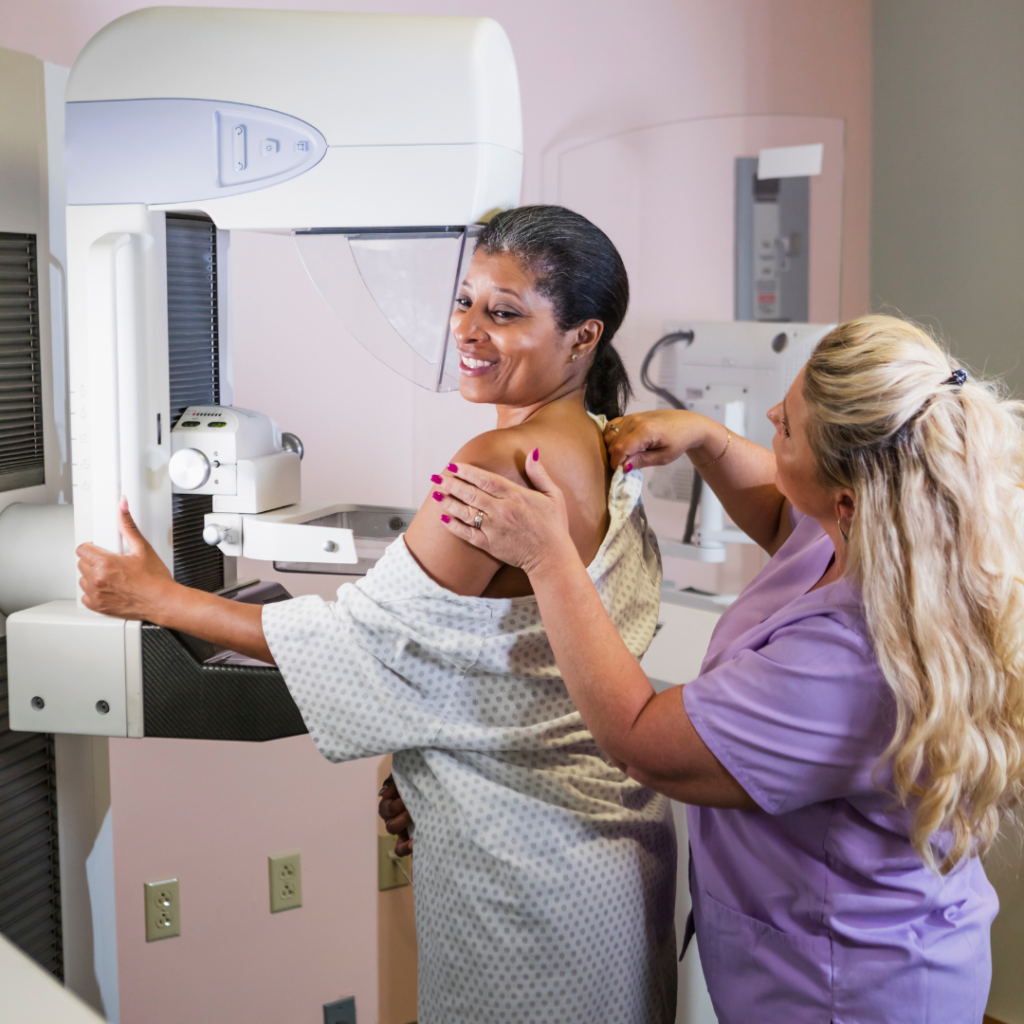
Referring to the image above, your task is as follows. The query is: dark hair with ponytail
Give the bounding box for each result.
[475,205,633,419]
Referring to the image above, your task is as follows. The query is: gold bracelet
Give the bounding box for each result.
[692,430,732,469]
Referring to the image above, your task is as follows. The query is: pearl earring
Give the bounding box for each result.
[570,353,579,362]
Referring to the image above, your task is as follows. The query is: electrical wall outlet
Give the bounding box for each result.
[144,879,180,941]
[378,834,410,891]
[323,995,356,1024]
[268,850,302,913]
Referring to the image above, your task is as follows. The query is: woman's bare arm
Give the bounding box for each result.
[405,416,607,597]
[77,499,274,663]
[605,409,792,555]
[403,430,531,596]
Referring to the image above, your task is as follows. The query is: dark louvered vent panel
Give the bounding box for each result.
[166,215,223,592]
[167,215,219,423]
[172,493,223,591]
[0,637,63,978]
[0,233,45,492]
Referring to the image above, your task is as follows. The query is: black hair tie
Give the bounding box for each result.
[944,368,967,387]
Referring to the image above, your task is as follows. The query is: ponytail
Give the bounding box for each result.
[585,339,633,420]
[803,315,1024,873]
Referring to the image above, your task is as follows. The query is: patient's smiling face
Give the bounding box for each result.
[451,251,601,411]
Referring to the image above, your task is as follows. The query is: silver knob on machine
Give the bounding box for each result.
[281,432,304,460]
[169,448,211,490]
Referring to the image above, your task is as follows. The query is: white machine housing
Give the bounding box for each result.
[7,7,523,737]
[64,7,522,565]
[647,321,835,562]
[64,7,523,227]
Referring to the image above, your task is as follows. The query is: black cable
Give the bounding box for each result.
[682,473,702,546]
[639,331,694,411]
[637,331,702,545]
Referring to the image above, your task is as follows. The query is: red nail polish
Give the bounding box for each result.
[532,448,539,462]
[447,463,458,472]
[441,514,451,523]
[625,462,633,472]
[430,474,443,484]
[432,491,444,502]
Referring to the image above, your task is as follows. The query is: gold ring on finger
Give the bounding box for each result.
[473,510,485,529]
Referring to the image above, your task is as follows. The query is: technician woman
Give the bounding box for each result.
[431,315,1024,1023]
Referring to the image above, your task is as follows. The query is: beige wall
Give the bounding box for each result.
[1,3,872,1022]
[872,0,1024,395]
[986,835,1024,1024]
[873,4,1024,1020]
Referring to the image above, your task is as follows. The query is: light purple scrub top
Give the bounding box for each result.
[681,508,997,1024]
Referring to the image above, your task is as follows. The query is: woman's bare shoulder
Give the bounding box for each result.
[402,428,532,598]
[403,415,604,598]
[450,428,533,486]
[459,415,603,481]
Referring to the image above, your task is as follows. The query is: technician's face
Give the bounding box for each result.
[450,251,590,408]
[767,368,834,520]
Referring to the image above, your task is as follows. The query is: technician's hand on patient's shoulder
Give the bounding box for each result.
[436,451,576,577]
[77,497,172,620]
[603,408,705,471]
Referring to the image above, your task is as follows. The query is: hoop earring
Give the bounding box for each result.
[837,518,849,543]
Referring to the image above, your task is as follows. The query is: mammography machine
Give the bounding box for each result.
[642,320,833,563]
[4,7,522,740]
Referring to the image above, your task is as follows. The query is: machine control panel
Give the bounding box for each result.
[170,405,301,514]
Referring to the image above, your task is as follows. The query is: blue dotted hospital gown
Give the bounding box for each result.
[263,466,677,1024]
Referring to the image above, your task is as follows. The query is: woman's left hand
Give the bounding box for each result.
[436,450,577,577]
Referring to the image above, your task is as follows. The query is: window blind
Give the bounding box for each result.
[0,637,63,977]
[0,233,45,492]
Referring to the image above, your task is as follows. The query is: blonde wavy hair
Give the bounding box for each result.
[802,314,1024,873]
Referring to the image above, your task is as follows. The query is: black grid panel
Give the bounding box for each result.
[0,233,45,492]
[166,215,224,592]
[166,215,219,424]
[0,637,63,977]
[172,493,223,591]
[142,626,305,741]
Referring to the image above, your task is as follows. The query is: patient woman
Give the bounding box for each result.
[77,206,678,1024]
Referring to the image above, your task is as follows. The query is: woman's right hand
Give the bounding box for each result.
[378,774,414,857]
[77,497,174,621]
[604,409,710,471]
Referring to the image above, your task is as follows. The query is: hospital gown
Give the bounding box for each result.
[263,465,677,1024]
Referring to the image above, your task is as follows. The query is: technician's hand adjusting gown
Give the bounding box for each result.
[263,467,677,1024]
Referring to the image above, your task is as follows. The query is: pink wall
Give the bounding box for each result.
[109,737,380,1024]
[1,3,872,1022]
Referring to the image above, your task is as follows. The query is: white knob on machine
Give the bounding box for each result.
[202,524,228,547]
[169,448,211,490]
